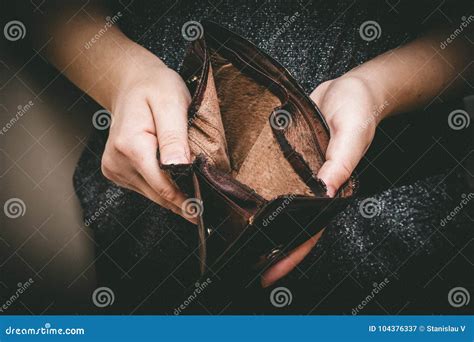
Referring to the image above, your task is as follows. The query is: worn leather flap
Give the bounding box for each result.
[167,20,358,282]
[180,21,355,206]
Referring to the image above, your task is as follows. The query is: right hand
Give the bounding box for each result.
[101,55,194,221]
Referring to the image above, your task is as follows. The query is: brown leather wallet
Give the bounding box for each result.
[161,21,357,282]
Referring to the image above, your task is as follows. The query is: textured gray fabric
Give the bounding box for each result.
[74,0,473,313]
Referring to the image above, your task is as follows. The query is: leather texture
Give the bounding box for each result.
[161,20,357,282]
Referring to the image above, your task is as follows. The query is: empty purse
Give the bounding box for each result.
[160,20,357,285]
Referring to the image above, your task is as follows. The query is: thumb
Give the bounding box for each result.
[151,99,191,165]
[318,123,372,197]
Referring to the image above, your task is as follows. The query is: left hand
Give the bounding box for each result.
[261,75,385,287]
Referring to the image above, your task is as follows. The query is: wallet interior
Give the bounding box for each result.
[188,46,328,200]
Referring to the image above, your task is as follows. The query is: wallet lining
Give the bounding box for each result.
[188,48,314,200]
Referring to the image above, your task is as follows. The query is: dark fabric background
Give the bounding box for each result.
[74,0,474,313]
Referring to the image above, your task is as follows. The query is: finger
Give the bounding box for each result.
[149,96,191,165]
[124,174,195,224]
[261,230,324,288]
[106,157,184,214]
[309,81,331,105]
[317,122,372,197]
[131,133,192,213]
[105,134,192,220]
[130,174,195,223]
[122,174,180,212]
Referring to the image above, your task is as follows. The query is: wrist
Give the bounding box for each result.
[341,68,395,123]
[107,42,167,110]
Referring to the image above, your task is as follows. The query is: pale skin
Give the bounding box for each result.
[37,3,473,287]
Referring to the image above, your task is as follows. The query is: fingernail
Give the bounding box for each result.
[261,277,272,288]
[326,185,336,198]
[161,155,188,165]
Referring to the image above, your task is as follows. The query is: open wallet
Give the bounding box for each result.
[160,21,357,306]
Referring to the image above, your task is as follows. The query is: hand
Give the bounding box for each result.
[312,75,385,196]
[262,75,387,287]
[101,54,194,221]
[40,3,471,281]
